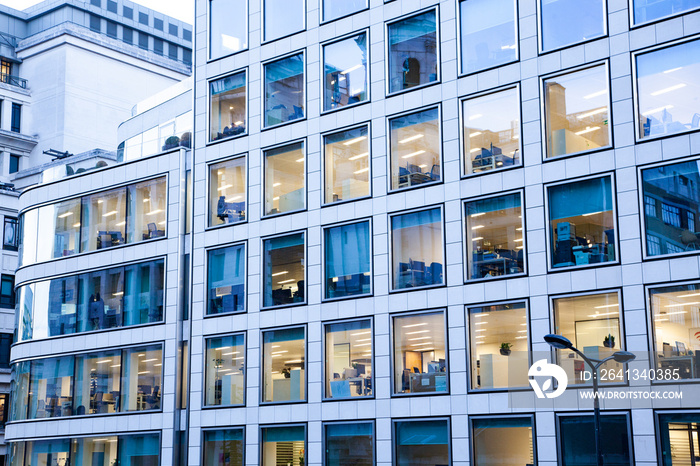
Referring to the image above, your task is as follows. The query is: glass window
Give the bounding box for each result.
[127,177,167,242]
[641,160,700,256]
[9,154,19,173]
[23,439,71,466]
[0,275,14,308]
[263,233,305,308]
[559,414,631,466]
[203,429,244,466]
[123,260,164,325]
[72,436,119,466]
[263,0,304,41]
[389,107,441,190]
[261,425,306,466]
[393,311,447,394]
[138,32,149,50]
[209,157,246,226]
[106,21,117,38]
[0,333,11,368]
[323,126,370,203]
[658,413,700,465]
[154,38,164,55]
[80,187,127,252]
[650,283,700,380]
[262,327,306,403]
[264,53,305,127]
[633,0,700,24]
[90,14,101,32]
[324,222,371,299]
[169,24,178,36]
[77,267,124,333]
[210,71,247,141]
[19,208,38,267]
[544,65,610,158]
[205,334,246,406]
[107,0,117,12]
[462,87,521,174]
[118,434,160,466]
[74,350,121,415]
[36,199,81,261]
[123,27,133,44]
[264,142,305,216]
[636,38,700,139]
[472,417,534,465]
[37,275,78,338]
[323,32,368,111]
[465,193,525,280]
[548,176,616,268]
[391,208,444,290]
[11,360,30,421]
[28,356,74,419]
[468,302,529,390]
[324,319,373,399]
[207,245,245,315]
[323,0,366,21]
[154,18,163,31]
[552,292,624,385]
[120,345,162,411]
[459,0,517,74]
[0,393,8,428]
[540,0,606,52]
[3,216,18,250]
[394,419,450,465]
[139,12,149,25]
[324,422,374,465]
[11,103,20,133]
[183,29,192,41]
[387,10,438,94]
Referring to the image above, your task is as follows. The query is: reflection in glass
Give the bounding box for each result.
[120,345,162,411]
[28,356,74,419]
[262,327,306,403]
[548,176,615,268]
[210,71,247,141]
[325,422,374,465]
[389,107,440,190]
[460,0,517,74]
[261,426,305,466]
[48,199,81,258]
[263,233,305,307]
[264,142,305,215]
[388,10,438,93]
[393,311,447,394]
[540,0,606,51]
[207,245,245,315]
[23,439,71,466]
[466,193,524,279]
[264,53,305,127]
[11,361,30,421]
[72,436,119,466]
[553,292,623,385]
[19,208,38,267]
[323,33,368,111]
[205,334,245,406]
[74,350,121,415]
[658,413,700,465]
[210,0,247,59]
[77,267,124,333]
[203,429,244,466]
[633,0,700,24]
[324,126,369,203]
[559,415,631,466]
[80,188,127,252]
[394,419,449,465]
[324,319,372,398]
[323,0,366,21]
[636,39,700,139]
[468,303,528,389]
[36,276,78,338]
[391,208,444,290]
[127,177,167,241]
[324,222,370,299]
[118,434,160,466]
[544,65,610,158]
[123,260,164,326]
[209,157,246,226]
[263,0,304,41]
[472,417,534,466]
[463,88,520,174]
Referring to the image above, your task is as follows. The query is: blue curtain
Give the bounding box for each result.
[265,326,304,343]
[325,221,370,279]
[205,428,244,443]
[397,420,448,445]
[392,207,441,230]
[326,422,373,437]
[209,245,245,287]
[263,426,305,442]
[118,433,160,465]
[265,53,304,83]
[467,192,521,215]
[549,176,612,220]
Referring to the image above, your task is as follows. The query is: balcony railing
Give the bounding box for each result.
[0,73,27,89]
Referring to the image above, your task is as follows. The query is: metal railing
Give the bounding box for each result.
[0,73,27,89]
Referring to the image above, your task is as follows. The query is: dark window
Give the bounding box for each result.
[138,33,149,50]
[183,28,192,41]
[139,11,149,25]
[0,334,10,369]
[0,393,8,427]
[183,49,191,64]
[123,5,133,19]
[169,23,178,36]
[0,275,14,308]
[9,104,19,133]
[123,27,133,44]
[3,217,18,251]
[559,414,632,466]
[89,14,101,32]
[106,21,118,38]
[168,43,178,60]
[154,18,163,30]
[9,155,19,174]
[107,0,117,13]
[90,0,101,6]
[154,38,163,55]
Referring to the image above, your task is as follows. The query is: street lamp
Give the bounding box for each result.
[544,334,636,466]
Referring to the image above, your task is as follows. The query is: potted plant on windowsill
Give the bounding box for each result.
[603,334,615,348]
[500,342,512,356]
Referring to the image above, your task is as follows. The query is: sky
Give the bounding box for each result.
[0,0,193,24]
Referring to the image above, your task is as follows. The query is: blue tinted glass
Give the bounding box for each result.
[634,0,700,24]
[324,222,371,298]
[323,0,366,20]
[540,0,606,51]
[207,245,245,315]
[264,54,305,127]
[388,10,438,93]
[460,0,517,74]
[264,0,304,41]
[323,33,368,111]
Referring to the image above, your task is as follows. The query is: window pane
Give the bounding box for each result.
[264,53,305,127]
[20,208,38,267]
[261,426,305,466]
[77,267,124,332]
[540,0,606,51]
[391,208,444,289]
[124,260,164,325]
[636,38,700,139]
[10,360,30,421]
[80,188,127,252]
[469,303,528,389]
[553,292,624,384]
[203,429,244,466]
[210,0,247,58]
[323,0,366,21]
[210,157,246,226]
[472,417,534,465]
[324,319,373,398]
[120,345,162,411]
[207,245,245,315]
[0,274,14,308]
[263,233,305,307]
[4,216,19,250]
[463,88,520,174]
[393,311,447,394]
[650,283,700,380]
[0,393,8,427]
[641,159,700,256]
[633,0,700,24]
[205,334,245,406]
[466,193,524,279]
[264,142,305,215]
[35,199,81,261]
[28,356,74,419]
[394,419,449,465]
[263,0,304,41]
[460,0,517,74]
[325,422,374,465]
[324,222,371,299]
[658,413,700,465]
[388,10,438,93]
[127,177,167,242]
[0,334,10,369]
[324,126,370,203]
[74,350,121,415]
[263,327,305,403]
[118,434,160,466]
[389,107,440,189]
[544,65,610,158]
[323,33,368,111]
[38,276,78,338]
[559,415,631,466]
[72,436,119,466]
[548,176,616,268]
[24,439,71,466]
[210,71,247,141]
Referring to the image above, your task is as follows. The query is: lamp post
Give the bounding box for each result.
[544,334,636,466]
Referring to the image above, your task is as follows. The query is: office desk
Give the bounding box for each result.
[346,377,367,396]
[658,355,696,379]
[472,256,518,278]
[409,373,447,393]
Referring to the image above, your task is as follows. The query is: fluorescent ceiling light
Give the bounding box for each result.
[343,136,367,146]
[399,134,424,144]
[650,83,686,96]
